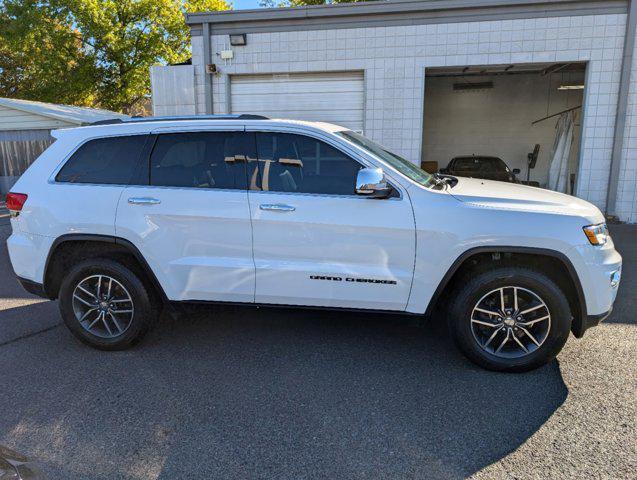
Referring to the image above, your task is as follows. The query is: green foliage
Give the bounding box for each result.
[0,0,229,113]
[0,0,97,106]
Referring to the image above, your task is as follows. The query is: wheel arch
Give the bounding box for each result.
[425,246,587,337]
[43,234,167,303]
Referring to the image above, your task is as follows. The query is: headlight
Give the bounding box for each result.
[583,223,610,246]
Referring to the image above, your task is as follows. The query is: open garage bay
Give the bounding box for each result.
[423,62,586,195]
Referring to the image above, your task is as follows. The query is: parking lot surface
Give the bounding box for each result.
[0,216,635,479]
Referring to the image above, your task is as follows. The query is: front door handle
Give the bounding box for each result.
[259,203,295,212]
[128,197,161,205]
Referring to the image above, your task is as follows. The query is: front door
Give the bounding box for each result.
[247,130,416,311]
[116,127,256,302]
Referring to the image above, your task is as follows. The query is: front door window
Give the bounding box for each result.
[250,132,362,195]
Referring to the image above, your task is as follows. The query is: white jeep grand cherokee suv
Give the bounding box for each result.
[6,115,622,372]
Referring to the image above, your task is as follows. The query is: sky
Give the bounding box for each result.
[233,0,264,9]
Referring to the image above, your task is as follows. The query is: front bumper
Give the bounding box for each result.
[568,242,621,337]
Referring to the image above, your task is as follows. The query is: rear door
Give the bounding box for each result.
[115,127,256,302]
[43,134,148,238]
[246,129,416,311]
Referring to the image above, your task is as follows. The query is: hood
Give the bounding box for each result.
[447,177,604,223]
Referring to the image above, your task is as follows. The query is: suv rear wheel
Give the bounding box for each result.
[448,267,572,372]
[59,258,157,350]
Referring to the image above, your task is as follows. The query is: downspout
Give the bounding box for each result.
[606,0,637,218]
[202,22,214,115]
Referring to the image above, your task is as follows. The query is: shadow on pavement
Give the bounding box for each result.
[153,309,568,479]
[0,304,568,479]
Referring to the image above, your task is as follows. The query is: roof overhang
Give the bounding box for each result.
[0,97,128,126]
[186,0,627,35]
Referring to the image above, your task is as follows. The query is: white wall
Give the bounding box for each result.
[150,65,196,116]
[423,71,584,188]
[0,105,72,131]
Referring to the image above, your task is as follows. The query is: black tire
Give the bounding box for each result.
[448,267,571,372]
[58,258,158,350]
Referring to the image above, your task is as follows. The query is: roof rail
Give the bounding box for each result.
[90,114,269,126]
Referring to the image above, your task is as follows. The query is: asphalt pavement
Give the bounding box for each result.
[0,217,635,479]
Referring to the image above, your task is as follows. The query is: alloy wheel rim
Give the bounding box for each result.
[72,275,134,339]
[470,286,551,359]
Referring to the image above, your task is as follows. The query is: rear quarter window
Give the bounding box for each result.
[56,135,147,184]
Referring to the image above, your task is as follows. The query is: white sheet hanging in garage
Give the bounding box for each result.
[548,112,574,193]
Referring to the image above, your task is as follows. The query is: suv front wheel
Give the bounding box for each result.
[448,267,572,372]
[59,258,157,350]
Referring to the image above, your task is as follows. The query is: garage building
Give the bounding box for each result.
[151,0,637,223]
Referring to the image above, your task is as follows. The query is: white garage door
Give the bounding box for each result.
[230,72,364,131]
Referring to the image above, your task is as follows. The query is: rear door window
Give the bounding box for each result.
[56,135,147,184]
[149,131,254,189]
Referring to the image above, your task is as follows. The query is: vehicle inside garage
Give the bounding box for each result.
[422,62,586,194]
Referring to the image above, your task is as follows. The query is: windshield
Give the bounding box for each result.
[337,130,437,188]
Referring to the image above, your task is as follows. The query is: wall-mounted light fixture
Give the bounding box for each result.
[558,84,585,90]
[229,34,247,46]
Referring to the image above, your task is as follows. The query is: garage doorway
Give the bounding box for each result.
[422,62,586,194]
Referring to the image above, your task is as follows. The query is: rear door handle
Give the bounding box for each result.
[259,203,295,212]
[128,197,161,205]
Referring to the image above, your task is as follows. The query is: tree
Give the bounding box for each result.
[0,0,97,106]
[0,0,229,113]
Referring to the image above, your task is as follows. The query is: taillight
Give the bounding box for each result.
[6,192,28,216]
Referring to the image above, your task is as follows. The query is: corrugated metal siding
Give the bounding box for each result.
[0,105,72,131]
[230,72,365,131]
[151,65,197,116]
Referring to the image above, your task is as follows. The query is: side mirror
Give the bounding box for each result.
[512,168,521,175]
[356,168,393,198]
